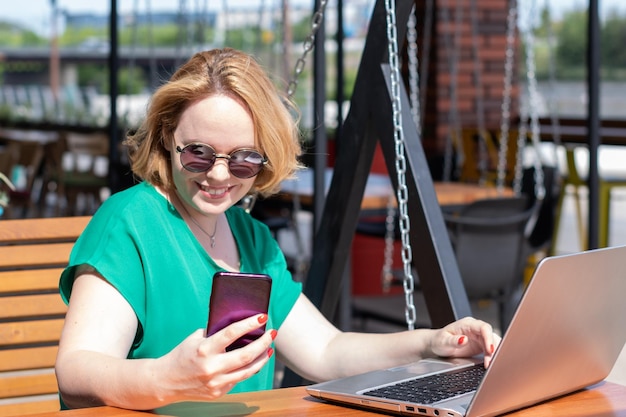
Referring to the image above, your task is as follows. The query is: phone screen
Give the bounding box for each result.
[206,272,272,351]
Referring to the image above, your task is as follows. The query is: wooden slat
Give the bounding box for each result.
[0,244,74,270]
[0,371,58,399]
[0,319,64,347]
[0,216,89,413]
[0,395,60,416]
[0,216,90,244]
[0,294,66,320]
[0,346,58,373]
[0,269,63,294]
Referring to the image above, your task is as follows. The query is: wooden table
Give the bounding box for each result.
[434,181,514,206]
[280,168,514,210]
[26,382,626,416]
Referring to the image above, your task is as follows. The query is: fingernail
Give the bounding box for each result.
[258,314,268,324]
[458,336,466,345]
[267,347,274,358]
[270,329,278,340]
[490,344,495,354]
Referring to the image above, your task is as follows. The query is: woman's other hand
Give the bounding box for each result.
[428,317,501,367]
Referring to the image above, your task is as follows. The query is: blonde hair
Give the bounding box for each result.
[125,48,302,197]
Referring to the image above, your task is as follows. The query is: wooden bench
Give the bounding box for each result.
[0,216,90,417]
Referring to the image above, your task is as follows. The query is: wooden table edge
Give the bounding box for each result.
[28,381,626,416]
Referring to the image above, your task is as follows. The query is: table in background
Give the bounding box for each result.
[26,382,626,416]
[280,168,514,210]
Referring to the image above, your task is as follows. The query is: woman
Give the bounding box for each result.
[55,48,499,410]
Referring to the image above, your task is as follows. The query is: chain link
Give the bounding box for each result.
[381,6,422,293]
[522,0,546,200]
[469,0,489,184]
[381,195,396,293]
[497,1,517,193]
[384,0,417,330]
[545,0,561,164]
[382,5,422,295]
[515,106,529,194]
[407,7,421,132]
[441,0,464,183]
[286,0,329,98]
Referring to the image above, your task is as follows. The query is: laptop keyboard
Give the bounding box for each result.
[363,364,486,405]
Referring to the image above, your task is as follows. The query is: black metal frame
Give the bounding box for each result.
[302,0,472,328]
[282,0,471,388]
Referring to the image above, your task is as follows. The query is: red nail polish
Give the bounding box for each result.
[490,344,495,354]
[458,336,466,345]
[270,330,278,340]
[267,347,274,358]
[258,314,268,324]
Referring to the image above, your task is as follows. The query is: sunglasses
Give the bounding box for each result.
[175,143,267,179]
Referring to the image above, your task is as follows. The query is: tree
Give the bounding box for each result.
[0,21,47,47]
[555,8,587,77]
[601,9,626,70]
[119,24,182,47]
[534,5,553,39]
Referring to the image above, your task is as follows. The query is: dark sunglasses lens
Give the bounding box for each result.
[180,144,215,172]
[229,150,265,178]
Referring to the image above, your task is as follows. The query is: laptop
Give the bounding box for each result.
[306,245,626,417]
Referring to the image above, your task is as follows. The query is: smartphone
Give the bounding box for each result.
[206,271,272,351]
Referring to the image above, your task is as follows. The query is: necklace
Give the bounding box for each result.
[176,198,218,248]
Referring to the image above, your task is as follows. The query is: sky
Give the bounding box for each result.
[1,0,625,36]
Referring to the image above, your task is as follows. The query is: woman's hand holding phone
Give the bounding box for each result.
[152,272,274,403]
[157,313,276,403]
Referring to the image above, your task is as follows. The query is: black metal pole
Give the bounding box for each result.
[108,0,120,193]
[312,0,327,233]
[336,0,345,143]
[587,0,600,249]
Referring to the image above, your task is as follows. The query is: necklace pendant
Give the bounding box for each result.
[210,237,216,248]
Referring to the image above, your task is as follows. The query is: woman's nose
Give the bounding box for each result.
[207,158,230,179]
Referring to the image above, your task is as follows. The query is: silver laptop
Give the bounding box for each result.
[306,245,626,417]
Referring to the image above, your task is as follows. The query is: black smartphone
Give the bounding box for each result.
[206,271,272,351]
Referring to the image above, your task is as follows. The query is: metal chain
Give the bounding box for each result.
[440,0,464,182]
[545,0,561,163]
[381,195,396,293]
[286,0,329,98]
[407,6,421,132]
[523,0,545,200]
[382,5,422,294]
[469,0,489,184]
[515,106,529,194]
[496,0,517,193]
[243,2,328,281]
[384,0,417,330]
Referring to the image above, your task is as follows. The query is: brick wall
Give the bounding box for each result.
[413,0,520,161]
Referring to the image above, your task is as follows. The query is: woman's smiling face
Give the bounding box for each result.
[170,94,258,215]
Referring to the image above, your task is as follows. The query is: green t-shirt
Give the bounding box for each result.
[59,181,302,393]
